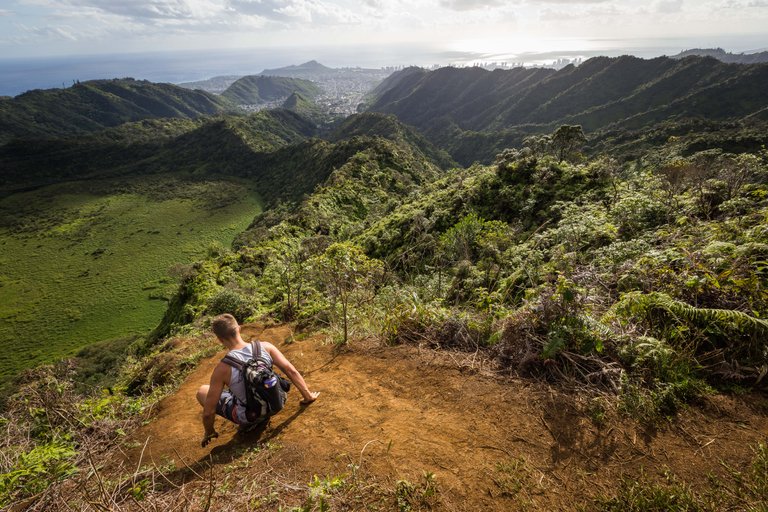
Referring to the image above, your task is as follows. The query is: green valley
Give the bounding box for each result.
[0,175,261,381]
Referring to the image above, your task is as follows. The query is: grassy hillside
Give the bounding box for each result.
[221,76,321,105]
[0,79,235,144]
[0,107,452,379]
[0,175,262,382]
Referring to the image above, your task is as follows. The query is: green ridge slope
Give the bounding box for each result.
[221,76,321,105]
[0,78,235,144]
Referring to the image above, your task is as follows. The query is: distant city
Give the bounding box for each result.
[180,62,391,116]
[178,57,587,116]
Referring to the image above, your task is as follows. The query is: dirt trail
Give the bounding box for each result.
[124,324,768,510]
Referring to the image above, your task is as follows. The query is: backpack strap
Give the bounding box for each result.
[253,340,273,367]
[221,354,244,371]
[221,341,271,369]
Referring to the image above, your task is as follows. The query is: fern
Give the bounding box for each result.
[613,292,768,373]
[615,292,768,338]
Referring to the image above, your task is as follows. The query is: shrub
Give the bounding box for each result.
[613,291,768,384]
[610,191,668,239]
[310,242,384,344]
[206,287,256,322]
[494,278,622,390]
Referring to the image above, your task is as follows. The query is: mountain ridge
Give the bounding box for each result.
[0,78,236,144]
[368,55,768,164]
[221,75,321,105]
[260,60,334,76]
[672,47,768,64]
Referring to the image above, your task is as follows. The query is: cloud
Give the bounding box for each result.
[228,0,299,23]
[0,9,12,16]
[654,0,683,12]
[274,0,361,24]
[8,0,274,43]
[439,0,504,11]
[722,0,768,6]
[539,3,622,20]
[529,0,612,3]
[18,23,81,40]
[15,0,362,36]
[55,0,212,20]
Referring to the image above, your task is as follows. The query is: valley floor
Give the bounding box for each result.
[101,325,768,511]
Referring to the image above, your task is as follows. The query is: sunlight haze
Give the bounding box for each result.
[1,0,766,60]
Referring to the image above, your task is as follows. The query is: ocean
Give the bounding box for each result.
[0,45,441,97]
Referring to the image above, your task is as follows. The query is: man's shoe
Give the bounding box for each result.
[238,417,267,434]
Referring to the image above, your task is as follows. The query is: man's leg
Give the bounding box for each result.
[196,385,209,407]
[199,387,246,425]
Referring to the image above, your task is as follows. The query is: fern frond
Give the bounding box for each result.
[615,292,768,338]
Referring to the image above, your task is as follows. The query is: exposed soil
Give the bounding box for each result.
[122,324,768,510]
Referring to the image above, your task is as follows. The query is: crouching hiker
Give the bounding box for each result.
[197,313,319,447]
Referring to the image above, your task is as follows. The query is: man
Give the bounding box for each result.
[196,313,319,447]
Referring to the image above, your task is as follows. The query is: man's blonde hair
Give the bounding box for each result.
[212,313,239,340]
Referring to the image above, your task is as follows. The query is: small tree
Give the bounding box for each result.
[266,238,307,320]
[522,134,552,158]
[551,125,587,163]
[311,242,384,344]
[717,152,762,200]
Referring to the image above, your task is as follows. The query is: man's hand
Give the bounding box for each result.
[300,391,320,405]
[201,430,219,448]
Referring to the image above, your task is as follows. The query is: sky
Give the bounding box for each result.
[1,0,767,63]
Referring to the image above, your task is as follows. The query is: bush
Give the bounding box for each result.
[611,191,668,239]
[494,278,622,390]
[613,291,768,384]
[206,287,256,322]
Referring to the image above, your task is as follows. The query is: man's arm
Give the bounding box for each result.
[201,363,228,447]
[263,342,319,404]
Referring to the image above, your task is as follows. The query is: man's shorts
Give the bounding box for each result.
[215,390,251,425]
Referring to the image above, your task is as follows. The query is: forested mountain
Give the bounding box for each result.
[366,66,426,101]
[221,76,321,105]
[368,56,768,164]
[0,78,235,144]
[281,92,326,121]
[331,112,456,169]
[0,109,454,203]
[0,109,316,195]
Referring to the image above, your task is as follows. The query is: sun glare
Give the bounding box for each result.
[446,35,597,65]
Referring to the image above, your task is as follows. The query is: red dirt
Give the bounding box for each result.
[123,324,768,510]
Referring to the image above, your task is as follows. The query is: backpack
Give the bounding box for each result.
[221,341,289,422]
